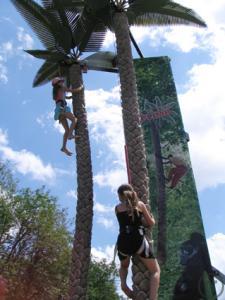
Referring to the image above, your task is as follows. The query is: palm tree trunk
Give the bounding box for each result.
[113,12,150,300]
[68,64,93,300]
[150,122,167,265]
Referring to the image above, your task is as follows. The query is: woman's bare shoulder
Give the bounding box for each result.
[115,203,126,213]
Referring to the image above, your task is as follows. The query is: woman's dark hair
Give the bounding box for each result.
[117,184,139,221]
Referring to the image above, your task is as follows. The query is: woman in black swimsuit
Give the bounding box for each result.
[115,184,160,300]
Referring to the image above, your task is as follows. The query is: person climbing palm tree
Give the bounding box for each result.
[52,77,83,156]
[115,184,160,300]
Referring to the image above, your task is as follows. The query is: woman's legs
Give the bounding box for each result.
[139,257,160,300]
[119,257,134,299]
[63,112,77,139]
[60,117,72,156]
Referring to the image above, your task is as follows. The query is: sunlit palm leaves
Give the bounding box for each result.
[11,0,73,54]
[62,0,206,33]
[128,0,206,27]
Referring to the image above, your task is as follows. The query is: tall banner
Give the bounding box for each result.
[134,57,217,300]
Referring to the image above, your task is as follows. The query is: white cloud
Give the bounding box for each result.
[97,216,114,229]
[36,112,54,127]
[0,129,8,145]
[178,0,225,27]
[94,202,114,214]
[1,41,13,56]
[178,34,225,190]
[0,51,8,84]
[94,201,115,230]
[54,120,65,135]
[103,30,116,49]
[207,233,225,299]
[17,27,34,49]
[0,26,34,77]
[94,169,127,192]
[66,189,77,200]
[0,17,13,24]
[91,244,116,264]
[0,63,8,83]
[0,129,56,182]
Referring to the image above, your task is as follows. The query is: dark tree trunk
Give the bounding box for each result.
[150,122,167,264]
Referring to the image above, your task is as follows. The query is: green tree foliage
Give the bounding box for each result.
[87,259,119,300]
[0,169,71,299]
[0,162,121,300]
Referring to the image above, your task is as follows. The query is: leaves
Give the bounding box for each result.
[33,60,59,87]
[128,0,207,27]
[0,163,121,300]
[70,7,107,52]
[25,49,68,61]
[0,165,72,299]
[10,0,73,53]
[87,258,119,300]
[84,51,118,73]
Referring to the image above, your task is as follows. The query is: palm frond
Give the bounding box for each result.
[79,22,107,52]
[84,51,118,72]
[54,0,109,52]
[42,0,105,51]
[128,0,207,27]
[25,49,68,61]
[41,0,84,9]
[33,60,59,87]
[42,0,82,31]
[71,7,107,52]
[11,0,57,49]
[10,0,73,53]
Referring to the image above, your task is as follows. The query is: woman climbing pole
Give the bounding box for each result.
[115,184,160,300]
[52,77,83,156]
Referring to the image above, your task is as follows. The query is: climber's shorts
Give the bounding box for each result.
[118,237,155,261]
[54,103,71,121]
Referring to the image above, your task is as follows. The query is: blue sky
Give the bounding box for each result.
[1,0,225,297]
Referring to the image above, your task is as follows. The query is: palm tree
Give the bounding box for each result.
[10,1,117,299]
[60,1,206,298]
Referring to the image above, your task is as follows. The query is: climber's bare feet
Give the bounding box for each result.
[61,148,72,156]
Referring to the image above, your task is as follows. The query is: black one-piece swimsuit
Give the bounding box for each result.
[116,209,155,261]
[116,209,144,256]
